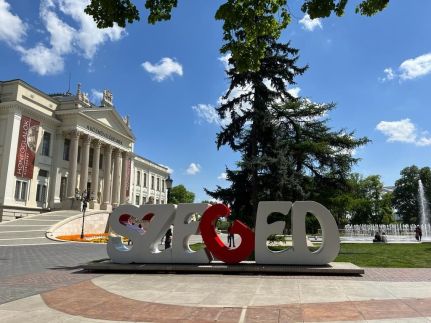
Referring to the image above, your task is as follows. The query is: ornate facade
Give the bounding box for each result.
[0,79,169,221]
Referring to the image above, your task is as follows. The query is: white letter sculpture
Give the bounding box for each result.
[107,201,340,265]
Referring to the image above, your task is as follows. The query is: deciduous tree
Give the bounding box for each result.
[85,0,389,71]
[168,184,195,204]
[393,166,431,224]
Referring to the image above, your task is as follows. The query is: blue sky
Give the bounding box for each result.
[1,1,431,201]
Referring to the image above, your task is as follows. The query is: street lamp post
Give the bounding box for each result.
[80,192,88,240]
[166,175,173,203]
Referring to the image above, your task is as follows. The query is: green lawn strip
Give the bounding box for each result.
[190,242,431,268]
[336,243,431,268]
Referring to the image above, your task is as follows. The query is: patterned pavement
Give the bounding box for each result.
[1,212,431,322]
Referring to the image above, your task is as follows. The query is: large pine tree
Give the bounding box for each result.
[206,38,368,227]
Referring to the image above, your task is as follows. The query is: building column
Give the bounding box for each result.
[67,131,80,198]
[90,140,101,210]
[79,135,91,194]
[101,145,113,210]
[49,132,64,209]
[120,152,129,204]
[111,149,121,208]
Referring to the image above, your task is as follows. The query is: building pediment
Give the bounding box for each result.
[81,107,135,141]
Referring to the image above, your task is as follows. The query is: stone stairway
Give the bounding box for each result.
[0,210,85,246]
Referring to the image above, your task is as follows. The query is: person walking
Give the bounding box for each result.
[164,225,173,249]
[227,222,235,248]
[415,225,422,241]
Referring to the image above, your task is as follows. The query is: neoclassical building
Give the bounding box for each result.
[0,79,169,222]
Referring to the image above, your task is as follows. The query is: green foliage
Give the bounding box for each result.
[215,0,290,71]
[216,219,230,231]
[392,166,431,224]
[145,0,178,24]
[168,184,195,204]
[86,0,389,71]
[341,174,393,224]
[85,0,140,28]
[302,0,388,18]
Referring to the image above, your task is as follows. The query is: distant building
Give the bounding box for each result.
[0,79,169,221]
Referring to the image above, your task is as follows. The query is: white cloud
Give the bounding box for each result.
[287,86,301,98]
[218,53,232,70]
[0,0,26,45]
[299,14,322,32]
[41,2,75,55]
[399,53,431,80]
[186,163,201,175]
[0,0,125,76]
[417,137,431,147]
[142,57,183,81]
[192,104,230,127]
[19,44,64,75]
[381,67,395,82]
[376,118,431,146]
[376,119,416,143]
[55,0,124,59]
[381,53,431,82]
[91,89,103,103]
[218,172,227,180]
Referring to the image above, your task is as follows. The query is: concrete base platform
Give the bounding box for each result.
[82,259,364,275]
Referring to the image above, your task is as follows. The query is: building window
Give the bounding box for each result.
[162,180,165,191]
[63,139,70,161]
[157,178,160,191]
[142,196,146,205]
[137,171,141,186]
[38,169,49,177]
[151,175,155,190]
[41,132,51,156]
[36,184,47,203]
[89,148,94,167]
[99,154,103,169]
[156,199,159,204]
[15,180,28,201]
[135,195,140,205]
[143,173,147,187]
[161,199,164,204]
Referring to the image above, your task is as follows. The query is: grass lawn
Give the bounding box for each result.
[335,243,431,268]
[190,242,431,268]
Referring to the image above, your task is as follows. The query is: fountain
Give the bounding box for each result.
[418,179,430,228]
[341,223,431,242]
[338,180,431,242]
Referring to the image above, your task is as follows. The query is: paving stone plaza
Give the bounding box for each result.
[1,214,431,322]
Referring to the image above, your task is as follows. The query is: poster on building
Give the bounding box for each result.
[126,158,131,197]
[14,116,40,179]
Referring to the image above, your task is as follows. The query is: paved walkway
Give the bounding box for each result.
[1,268,431,322]
[1,212,431,322]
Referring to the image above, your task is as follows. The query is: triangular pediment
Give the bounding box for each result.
[81,107,135,140]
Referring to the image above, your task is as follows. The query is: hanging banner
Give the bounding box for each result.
[14,116,40,179]
[126,158,131,197]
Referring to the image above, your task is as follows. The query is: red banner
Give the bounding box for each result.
[14,116,40,179]
[126,158,131,197]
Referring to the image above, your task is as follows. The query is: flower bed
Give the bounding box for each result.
[56,233,112,243]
